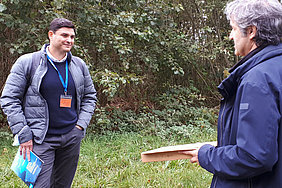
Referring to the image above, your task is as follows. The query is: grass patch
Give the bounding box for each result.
[0,129,215,188]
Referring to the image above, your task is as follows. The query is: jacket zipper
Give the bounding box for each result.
[213,99,227,187]
[69,62,80,114]
[213,177,218,188]
[36,57,49,143]
[219,99,227,146]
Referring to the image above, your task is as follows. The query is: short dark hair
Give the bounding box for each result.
[49,18,76,33]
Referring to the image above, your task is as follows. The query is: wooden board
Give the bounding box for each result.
[141,141,217,162]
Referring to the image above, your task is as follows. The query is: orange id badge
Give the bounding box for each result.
[60,95,72,108]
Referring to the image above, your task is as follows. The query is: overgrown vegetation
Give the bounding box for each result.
[92,85,217,141]
[0,83,217,187]
[0,0,235,112]
[0,128,216,187]
[0,1,225,186]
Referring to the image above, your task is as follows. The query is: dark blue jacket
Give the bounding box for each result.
[198,43,282,188]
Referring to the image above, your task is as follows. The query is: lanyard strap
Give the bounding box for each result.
[47,55,68,95]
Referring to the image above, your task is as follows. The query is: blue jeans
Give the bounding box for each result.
[33,126,84,188]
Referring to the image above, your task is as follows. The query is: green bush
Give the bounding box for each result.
[90,85,218,141]
[0,0,235,108]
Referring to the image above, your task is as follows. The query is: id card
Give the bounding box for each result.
[60,95,72,108]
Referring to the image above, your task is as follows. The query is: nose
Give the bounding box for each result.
[66,36,72,43]
[229,30,234,40]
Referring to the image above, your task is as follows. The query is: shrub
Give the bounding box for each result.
[90,85,218,141]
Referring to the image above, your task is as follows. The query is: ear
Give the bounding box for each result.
[48,31,54,41]
[248,26,257,40]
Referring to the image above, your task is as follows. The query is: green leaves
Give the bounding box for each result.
[91,85,217,142]
[93,69,143,99]
[0,3,7,12]
[0,0,234,111]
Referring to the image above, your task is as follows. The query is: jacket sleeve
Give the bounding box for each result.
[198,81,279,179]
[0,54,33,144]
[76,59,97,130]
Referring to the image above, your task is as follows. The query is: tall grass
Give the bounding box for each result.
[0,129,215,188]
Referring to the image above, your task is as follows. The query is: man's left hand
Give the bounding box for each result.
[179,148,200,164]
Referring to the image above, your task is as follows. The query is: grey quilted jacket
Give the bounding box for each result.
[0,44,97,144]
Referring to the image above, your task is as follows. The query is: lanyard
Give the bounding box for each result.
[47,55,68,95]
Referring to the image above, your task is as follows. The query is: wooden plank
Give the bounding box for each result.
[141,141,217,162]
[141,151,192,162]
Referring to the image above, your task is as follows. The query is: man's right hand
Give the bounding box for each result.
[20,140,33,161]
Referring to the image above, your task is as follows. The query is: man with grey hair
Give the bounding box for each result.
[181,0,282,187]
[0,18,97,187]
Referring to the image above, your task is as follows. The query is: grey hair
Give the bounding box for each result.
[225,0,282,46]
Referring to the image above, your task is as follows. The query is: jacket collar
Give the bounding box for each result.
[229,44,267,73]
[218,43,282,98]
[41,44,73,64]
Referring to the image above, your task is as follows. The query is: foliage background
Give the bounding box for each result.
[0,0,235,130]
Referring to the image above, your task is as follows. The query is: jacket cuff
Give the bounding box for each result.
[76,119,87,130]
[18,125,33,144]
[198,144,215,173]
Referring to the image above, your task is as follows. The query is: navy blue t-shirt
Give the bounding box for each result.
[40,57,78,135]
